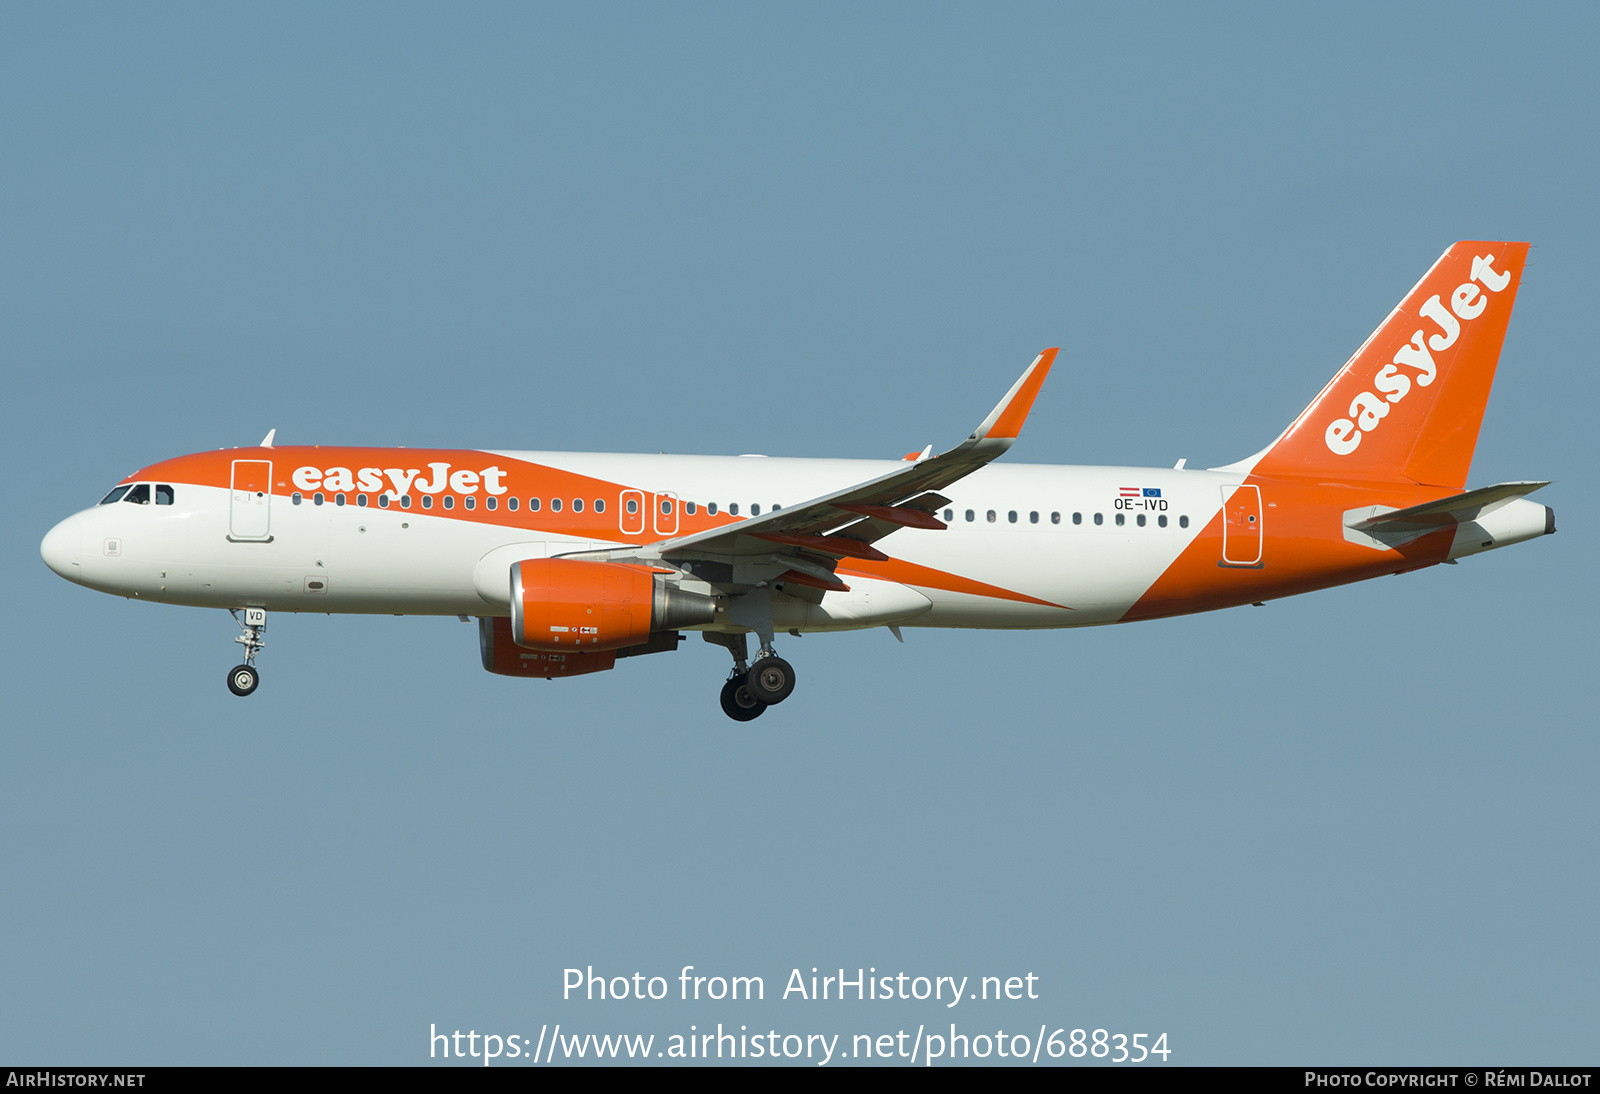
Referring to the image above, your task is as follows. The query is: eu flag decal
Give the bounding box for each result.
[1142,488,1162,498]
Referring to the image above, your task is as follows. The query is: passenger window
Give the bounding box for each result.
[1158,514,1167,527]
[1072,512,1081,525]
[986,510,996,523]
[464,496,475,510]
[155,484,175,505]
[729,503,739,515]
[358,494,368,507]
[1029,511,1039,524]
[314,492,325,506]
[772,503,781,511]
[1008,510,1017,523]
[291,491,303,505]
[573,498,584,513]
[442,495,454,510]
[1179,515,1189,528]
[1093,513,1103,525]
[708,502,719,515]
[1136,513,1146,527]
[421,495,433,509]
[551,498,562,512]
[482,496,493,511]
[626,498,639,514]
[750,503,759,516]
[506,497,517,511]
[965,509,975,522]
[663,499,675,515]
[1051,512,1060,525]
[943,509,953,521]
[378,495,390,508]
[100,485,132,505]
[335,494,346,507]
[401,496,412,509]
[685,501,696,515]
[1115,513,1125,526]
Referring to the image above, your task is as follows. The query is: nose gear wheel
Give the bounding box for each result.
[227,664,260,696]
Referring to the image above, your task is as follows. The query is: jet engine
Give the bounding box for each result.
[510,558,717,652]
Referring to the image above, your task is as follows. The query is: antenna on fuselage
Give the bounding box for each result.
[260,429,276,449]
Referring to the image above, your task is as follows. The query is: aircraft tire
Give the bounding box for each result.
[747,656,796,705]
[227,664,260,697]
[720,675,766,721]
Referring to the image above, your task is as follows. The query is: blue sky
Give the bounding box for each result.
[2,3,1594,1065]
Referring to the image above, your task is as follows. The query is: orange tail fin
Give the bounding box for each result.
[1249,241,1528,488]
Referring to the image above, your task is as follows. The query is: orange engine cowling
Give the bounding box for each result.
[478,615,618,678]
[510,558,717,652]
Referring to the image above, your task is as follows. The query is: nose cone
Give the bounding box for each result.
[41,516,82,583]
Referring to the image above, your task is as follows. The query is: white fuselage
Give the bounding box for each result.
[44,453,1233,631]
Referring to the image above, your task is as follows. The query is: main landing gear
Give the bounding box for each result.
[227,607,266,697]
[705,631,797,722]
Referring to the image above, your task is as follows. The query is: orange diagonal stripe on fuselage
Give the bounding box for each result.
[838,557,1071,609]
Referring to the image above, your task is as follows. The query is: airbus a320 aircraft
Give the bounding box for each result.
[40,241,1553,720]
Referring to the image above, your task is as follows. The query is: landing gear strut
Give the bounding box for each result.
[227,607,266,697]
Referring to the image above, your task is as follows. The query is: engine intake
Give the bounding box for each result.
[510,558,716,652]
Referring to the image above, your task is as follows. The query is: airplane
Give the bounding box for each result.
[39,241,1554,721]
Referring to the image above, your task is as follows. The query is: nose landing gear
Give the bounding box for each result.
[227,607,266,697]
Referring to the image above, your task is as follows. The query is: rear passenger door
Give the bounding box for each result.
[1220,484,1262,566]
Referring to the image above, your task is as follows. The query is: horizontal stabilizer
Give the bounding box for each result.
[1349,481,1550,531]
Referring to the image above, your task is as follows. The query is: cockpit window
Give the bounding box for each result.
[155,484,175,506]
[99,485,132,505]
[123,483,151,505]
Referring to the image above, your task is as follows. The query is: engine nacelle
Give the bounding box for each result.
[510,558,717,652]
[478,615,618,678]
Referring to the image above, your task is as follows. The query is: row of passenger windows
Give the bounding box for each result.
[941,507,1190,529]
[289,492,615,512]
[96,481,1193,533]
[100,483,175,506]
[286,492,785,516]
[276,490,1189,529]
[626,499,781,517]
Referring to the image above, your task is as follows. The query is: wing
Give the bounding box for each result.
[581,348,1058,592]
